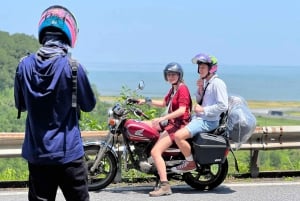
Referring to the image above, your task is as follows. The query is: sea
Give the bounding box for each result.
[85,62,300,101]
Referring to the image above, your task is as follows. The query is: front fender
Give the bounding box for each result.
[83,140,119,162]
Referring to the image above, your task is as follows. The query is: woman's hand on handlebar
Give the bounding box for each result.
[137,98,145,105]
[138,97,152,105]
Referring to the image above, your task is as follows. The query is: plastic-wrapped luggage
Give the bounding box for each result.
[226,95,256,149]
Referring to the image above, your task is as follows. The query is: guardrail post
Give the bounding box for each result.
[250,150,259,178]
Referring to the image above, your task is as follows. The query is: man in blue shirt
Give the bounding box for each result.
[14,5,96,201]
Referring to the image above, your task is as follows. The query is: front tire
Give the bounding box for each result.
[183,159,228,190]
[84,145,118,191]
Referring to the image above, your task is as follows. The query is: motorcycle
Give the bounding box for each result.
[83,80,237,191]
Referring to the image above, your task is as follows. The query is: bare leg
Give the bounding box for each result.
[171,127,196,173]
[151,131,172,181]
[174,127,192,157]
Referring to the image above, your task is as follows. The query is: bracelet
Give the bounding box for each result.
[145,97,152,105]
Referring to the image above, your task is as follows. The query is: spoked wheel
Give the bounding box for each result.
[84,145,118,191]
[183,159,228,190]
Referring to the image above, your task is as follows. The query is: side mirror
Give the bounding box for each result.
[138,80,145,90]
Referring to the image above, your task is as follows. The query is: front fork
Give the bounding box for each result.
[89,133,115,173]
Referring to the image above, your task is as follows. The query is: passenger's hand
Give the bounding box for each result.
[196,79,204,94]
[194,104,204,114]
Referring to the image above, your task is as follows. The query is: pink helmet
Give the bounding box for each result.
[209,55,218,74]
[38,5,79,48]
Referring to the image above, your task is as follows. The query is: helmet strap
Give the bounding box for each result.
[172,80,180,86]
[201,72,210,79]
[172,78,181,86]
[198,64,212,79]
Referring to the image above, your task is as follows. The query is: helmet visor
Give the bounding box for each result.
[191,53,211,65]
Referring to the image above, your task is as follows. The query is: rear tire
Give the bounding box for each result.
[84,145,118,191]
[183,159,228,190]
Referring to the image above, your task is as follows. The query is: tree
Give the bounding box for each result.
[0,30,40,131]
[0,31,40,90]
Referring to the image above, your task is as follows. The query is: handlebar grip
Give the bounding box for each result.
[135,108,149,120]
[127,97,139,104]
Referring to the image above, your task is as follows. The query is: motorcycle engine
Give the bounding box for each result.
[133,143,156,173]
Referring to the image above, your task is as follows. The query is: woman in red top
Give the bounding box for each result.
[139,62,192,197]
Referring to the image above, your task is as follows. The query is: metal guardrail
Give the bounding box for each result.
[0,131,106,157]
[1,126,300,177]
[235,126,300,150]
[235,126,300,177]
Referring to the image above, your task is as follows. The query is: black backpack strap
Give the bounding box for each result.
[198,83,209,105]
[16,53,31,119]
[17,86,23,119]
[17,108,21,119]
[224,137,239,172]
[230,144,240,172]
[69,58,78,108]
[68,57,81,119]
[216,110,239,172]
[222,112,239,173]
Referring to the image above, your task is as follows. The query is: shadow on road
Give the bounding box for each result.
[93,183,236,195]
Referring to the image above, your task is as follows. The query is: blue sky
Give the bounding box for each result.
[1,0,300,66]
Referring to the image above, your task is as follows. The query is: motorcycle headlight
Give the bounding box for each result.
[108,117,119,126]
[112,103,124,116]
[107,107,120,126]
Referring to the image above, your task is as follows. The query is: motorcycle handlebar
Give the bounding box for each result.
[126,97,139,104]
[126,97,149,119]
[135,108,149,120]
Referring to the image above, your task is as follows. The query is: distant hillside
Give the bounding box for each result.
[0,30,40,90]
[0,30,40,131]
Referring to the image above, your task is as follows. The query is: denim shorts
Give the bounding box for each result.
[186,117,219,137]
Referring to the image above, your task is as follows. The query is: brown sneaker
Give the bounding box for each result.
[149,182,172,197]
[171,160,196,173]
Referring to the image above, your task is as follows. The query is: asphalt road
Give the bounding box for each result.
[1,180,300,201]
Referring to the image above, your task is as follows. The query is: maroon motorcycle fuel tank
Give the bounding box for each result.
[124,119,160,142]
